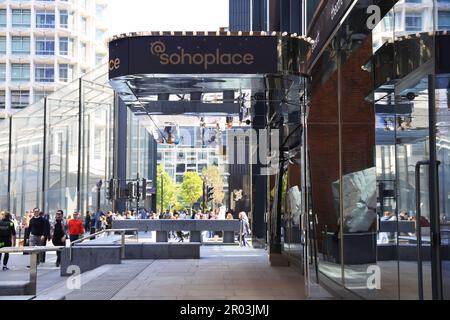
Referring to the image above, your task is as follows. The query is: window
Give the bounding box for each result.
[36,37,55,55]
[80,43,87,61]
[12,9,31,27]
[96,4,104,19]
[0,91,5,109]
[11,64,30,82]
[0,64,5,82]
[59,64,73,82]
[60,10,69,28]
[95,29,104,43]
[405,13,423,31]
[80,16,87,34]
[35,64,55,82]
[95,53,105,65]
[12,36,30,54]
[0,37,6,54]
[11,90,29,109]
[59,37,73,56]
[438,11,450,30]
[36,11,55,28]
[0,9,6,28]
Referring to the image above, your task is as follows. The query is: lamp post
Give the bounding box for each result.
[96,180,103,214]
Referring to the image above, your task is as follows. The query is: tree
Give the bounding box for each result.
[202,165,225,207]
[156,164,176,212]
[179,171,203,209]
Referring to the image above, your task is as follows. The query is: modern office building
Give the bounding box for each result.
[0,0,109,118]
[228,0,302,33]
[157,126,229,201]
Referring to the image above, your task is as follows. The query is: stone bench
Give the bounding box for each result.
[113,220,240,244]
[0,281,31,296]
[124,243,200,259]
[60,246,122,276]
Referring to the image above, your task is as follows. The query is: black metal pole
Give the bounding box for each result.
[202,180,206,212]
[76,78,83,212]
[160,173,163,213]
[428,74,443,300]
[7,116,12,212]
[136,173,140,216]
[41,98,48,214]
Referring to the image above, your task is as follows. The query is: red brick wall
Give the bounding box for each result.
[308,36,375,251]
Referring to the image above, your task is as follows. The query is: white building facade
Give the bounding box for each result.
[0,0,108,118]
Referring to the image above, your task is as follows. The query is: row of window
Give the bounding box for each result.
[0,63,73,82]
[0,0,106,12]
[0,90,51,109]
[382,10,450,31]
[0,36,89,57]
[0,8,104,35]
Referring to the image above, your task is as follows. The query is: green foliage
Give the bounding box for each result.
[179,171,203,209]
[156,164,176,212]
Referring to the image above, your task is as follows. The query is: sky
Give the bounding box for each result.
[106,0,229,37]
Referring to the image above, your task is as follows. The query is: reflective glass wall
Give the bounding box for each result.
[0,65,115,220]
[308,0,450,300]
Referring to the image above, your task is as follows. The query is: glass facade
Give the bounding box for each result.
[0,64,158,221]
[306,0,450,300]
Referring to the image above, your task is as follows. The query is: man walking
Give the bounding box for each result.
[51,210,67,267]
[26,208,50,265]
[67,212,85,243]
[0,212,17,270]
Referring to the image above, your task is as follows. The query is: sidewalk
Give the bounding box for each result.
[0,252,63,294]
[58,246,322,300]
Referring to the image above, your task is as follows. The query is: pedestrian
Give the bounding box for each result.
[84,211,92,234]
[67,212,85,243]
[22,210,34,247]
[26,208,50,265]
[106,211,113,229]
[239,211,251,246]
[40,211,51,263]
[51,210,67,267]
[0,212,17,270]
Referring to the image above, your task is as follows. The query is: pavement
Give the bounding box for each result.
[0,239,333,300]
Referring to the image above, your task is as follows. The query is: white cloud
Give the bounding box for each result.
[106,0,229,36]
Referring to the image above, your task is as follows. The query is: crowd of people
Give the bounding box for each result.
[0,206,252,270]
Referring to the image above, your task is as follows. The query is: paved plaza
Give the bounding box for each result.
[0,245,332,300]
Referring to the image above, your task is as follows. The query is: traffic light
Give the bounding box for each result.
[141,179,153,200]
[206,185,214,202]
[106,179,119,200]
[128,181,137,199]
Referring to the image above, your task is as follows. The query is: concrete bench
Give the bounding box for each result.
[112,220,240,244]
[60,246,122,276]
[0,281,31,296]
[124,243,200,259]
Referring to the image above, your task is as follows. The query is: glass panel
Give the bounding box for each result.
[436,76,450,299]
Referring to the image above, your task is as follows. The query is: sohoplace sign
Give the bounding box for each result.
[108,32,310,78]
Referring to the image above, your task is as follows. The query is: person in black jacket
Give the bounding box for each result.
[26,209,50,265]
[0,212,17,270]
[51,210,67,267]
